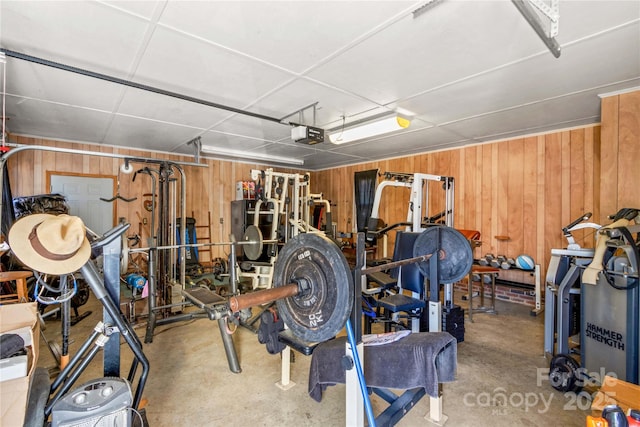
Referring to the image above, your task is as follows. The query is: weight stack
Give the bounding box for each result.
[419,304,465,342]
[442,305,465,343]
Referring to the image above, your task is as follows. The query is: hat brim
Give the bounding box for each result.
[8,214,92,275]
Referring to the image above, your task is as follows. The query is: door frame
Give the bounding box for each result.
[46,171,117,228]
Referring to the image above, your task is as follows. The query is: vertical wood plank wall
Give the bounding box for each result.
[4,91,638,284]
[600,91,640,221]
[5,139,296,264]
[312,125,603,283]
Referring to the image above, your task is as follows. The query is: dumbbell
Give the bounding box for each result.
[479,253,494,266]
[490,255,504,268]
[471,273,493,284]
[499,257,517,270]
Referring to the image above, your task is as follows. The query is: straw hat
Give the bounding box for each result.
[8,214,91,275]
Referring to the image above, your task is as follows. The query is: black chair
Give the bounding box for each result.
[364,231,426,333]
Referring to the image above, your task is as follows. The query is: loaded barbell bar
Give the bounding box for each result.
[220,226,472,343]
[227,253,440,312]
[125,225,277,262]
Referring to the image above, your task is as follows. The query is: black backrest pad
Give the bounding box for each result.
[390,231,424,294]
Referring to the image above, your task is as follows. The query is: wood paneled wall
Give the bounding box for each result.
[312,126,602,283]
[600,91,640,222]
[5,137,295,263]
[4,90,638,282]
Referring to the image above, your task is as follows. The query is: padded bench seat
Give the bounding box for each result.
[182,286,227,319]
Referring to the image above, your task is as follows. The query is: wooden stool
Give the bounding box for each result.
[468,266,499,322]
[0,271,33,304]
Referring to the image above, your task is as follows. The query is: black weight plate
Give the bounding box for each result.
[549,354,582,393]
[243,225,263,261]
[413,226,473,283]
[273,233,353,343]
[71,279,90,307]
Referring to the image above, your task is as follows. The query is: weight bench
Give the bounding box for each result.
[309,332,457,426]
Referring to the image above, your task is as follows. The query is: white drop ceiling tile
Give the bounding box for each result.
[116,87,229,130]
[6,98,112,143]
[1,0,637,171]
[257,142,319,160]
[200,133,270,152]
[103,115,200,152]
[5,59,123,111]
[302,152,365,171]
[331,125,466,159]
[134,26,295,109]
[0,1,149,75]
[210,114,292,143]
[402,22,640,124]
[442,92,603,141]
[557,1,640,43]
[158,1,417,73]
[306,1,544,105]
[101,0,162,20]
[198,135,310,166]
[252,78,381,128]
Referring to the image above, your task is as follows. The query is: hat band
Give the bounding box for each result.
[28,223,80,261]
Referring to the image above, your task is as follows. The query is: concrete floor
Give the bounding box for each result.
[37,290,590,426]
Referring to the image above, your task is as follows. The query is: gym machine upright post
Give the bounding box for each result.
[44,222,150,415]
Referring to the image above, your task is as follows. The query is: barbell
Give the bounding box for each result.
[123,225,277,270]
[224,226,473,343]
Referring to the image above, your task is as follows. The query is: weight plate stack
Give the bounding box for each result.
[272,233,354,343]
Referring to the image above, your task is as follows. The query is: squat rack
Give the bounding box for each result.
[0,142,206,356]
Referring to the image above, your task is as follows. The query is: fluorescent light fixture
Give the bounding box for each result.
[329,113,411,145]
[201,145,304,166]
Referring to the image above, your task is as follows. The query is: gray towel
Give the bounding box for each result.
[308,332,457,402]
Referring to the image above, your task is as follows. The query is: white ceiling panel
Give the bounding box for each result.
[102,0,164,20]
[158,1,419,74]
[402,21,640,124]
[302,151,365,171]
[250,78,380,127]
[306,1,545,105]
[331,125,468,158]
[555,1,640,42]
[132,25,295,108]
[116,87,229,131]
[205,114,292,144]
[5,98,112,143]
[200,132,273,152]
[441,91,604,141]
[0,1,151,76]
[5,60,124,112]
[1,1,638,170]
[103,115,202,152]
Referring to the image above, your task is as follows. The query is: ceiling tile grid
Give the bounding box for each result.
[0,1,638,170]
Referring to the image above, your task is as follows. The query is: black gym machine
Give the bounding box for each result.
[546,208,640,393]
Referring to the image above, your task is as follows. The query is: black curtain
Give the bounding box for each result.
[354,169,378,232]
[1,163,15,238]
